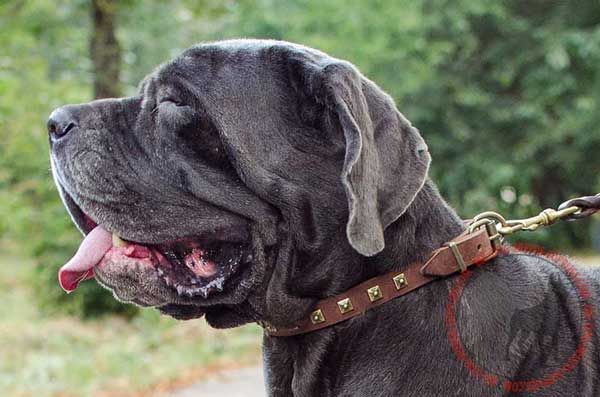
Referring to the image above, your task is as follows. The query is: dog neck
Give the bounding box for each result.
[262,179,466,395]
[321,179,466,296]
[373,179,466,274]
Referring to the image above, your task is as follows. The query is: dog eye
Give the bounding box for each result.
[156,98,197,131]
[151,99,183,114]
[159,98,184,107]
[155,98,192,118]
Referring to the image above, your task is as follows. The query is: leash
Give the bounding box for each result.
[261,193,600,337]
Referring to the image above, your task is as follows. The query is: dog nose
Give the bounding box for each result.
[47,107,77,139]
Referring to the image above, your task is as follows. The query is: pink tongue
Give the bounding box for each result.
[58,225,113,293]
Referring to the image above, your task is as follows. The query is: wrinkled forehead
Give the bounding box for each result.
[136,40,338,187]
[139,40,330,108]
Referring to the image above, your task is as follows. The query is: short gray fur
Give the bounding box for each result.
[49,39,600,396]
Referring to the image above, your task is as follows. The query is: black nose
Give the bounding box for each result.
[47,107,77,139]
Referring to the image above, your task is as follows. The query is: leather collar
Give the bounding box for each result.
[260,223,501,337]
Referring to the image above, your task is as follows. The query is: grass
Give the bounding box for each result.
[0,250,262,397]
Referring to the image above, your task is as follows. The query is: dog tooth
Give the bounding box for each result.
[112,233,127,247]
[176,285,185,295]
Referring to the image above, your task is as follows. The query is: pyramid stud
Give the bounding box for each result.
[337,298,354,314]
[393,273,408,290]
[367,285,383,302]
[310,309,325,324]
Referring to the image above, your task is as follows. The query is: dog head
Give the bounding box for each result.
[48,40,430,327]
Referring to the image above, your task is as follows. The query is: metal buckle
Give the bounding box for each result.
[484,221,502,250]
[468,213,505,248]
[465,216,503,264]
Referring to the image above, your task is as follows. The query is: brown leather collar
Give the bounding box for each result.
[261,224,501,337]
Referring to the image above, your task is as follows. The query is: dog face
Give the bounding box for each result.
[48,40,430,326]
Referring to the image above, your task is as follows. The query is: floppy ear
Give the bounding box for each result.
[318,62,431,256]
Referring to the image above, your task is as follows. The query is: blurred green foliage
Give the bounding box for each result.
[0,0,599,317]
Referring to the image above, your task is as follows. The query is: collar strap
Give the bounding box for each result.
[261,224,501,337]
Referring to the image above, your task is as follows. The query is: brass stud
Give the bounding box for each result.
[310,309,325,324]
[393,273,408,290]
[367,285,383,302]
[337,298,354,314]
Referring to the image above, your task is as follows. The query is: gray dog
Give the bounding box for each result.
[48,40,600,396]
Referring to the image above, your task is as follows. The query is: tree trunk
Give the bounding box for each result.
[90,0,121,99]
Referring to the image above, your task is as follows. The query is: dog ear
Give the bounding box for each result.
[317,62,431,256]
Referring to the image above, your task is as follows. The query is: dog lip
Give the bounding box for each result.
[55,181,252,298]
[56,182,250,246]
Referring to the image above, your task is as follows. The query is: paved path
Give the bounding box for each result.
[167,367,265,397]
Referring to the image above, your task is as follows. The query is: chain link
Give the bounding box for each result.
[468,193,599,238]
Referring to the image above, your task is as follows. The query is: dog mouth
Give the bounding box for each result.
[57,191,252,302]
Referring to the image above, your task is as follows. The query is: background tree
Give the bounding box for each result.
[0,0,598,318]
[90,0,121,98]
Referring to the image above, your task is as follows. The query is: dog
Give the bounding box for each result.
[48,39,600,396]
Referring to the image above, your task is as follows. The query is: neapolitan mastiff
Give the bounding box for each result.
[48,40,600,396]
